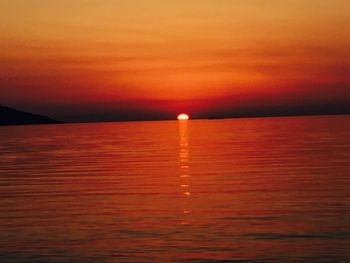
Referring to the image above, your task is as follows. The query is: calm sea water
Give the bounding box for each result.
[0,116,350,262]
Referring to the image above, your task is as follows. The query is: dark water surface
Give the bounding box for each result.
[0,116,350,262]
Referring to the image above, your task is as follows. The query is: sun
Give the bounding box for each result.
[177,113,189,120]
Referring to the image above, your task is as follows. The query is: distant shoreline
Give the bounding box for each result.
[0,105,62,126]
[1,104,349,127]
[4,113,349,127]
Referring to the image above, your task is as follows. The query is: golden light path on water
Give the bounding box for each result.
[178,118,191,225]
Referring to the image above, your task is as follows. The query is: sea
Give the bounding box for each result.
[0,115,349,262]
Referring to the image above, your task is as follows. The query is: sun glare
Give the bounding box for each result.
[177,114,189,120]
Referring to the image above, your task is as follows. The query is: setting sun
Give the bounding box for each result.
[177,114,189,120]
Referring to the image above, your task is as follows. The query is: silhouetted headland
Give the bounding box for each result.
[0,105,61,126]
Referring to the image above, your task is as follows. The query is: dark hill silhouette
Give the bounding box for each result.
[0,105,61,126]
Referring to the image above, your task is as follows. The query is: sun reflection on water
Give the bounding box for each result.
[178,119,191,225]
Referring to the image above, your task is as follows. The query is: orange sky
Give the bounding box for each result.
[1,0,350,121]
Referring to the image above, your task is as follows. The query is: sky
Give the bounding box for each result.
[1,0,350,122]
